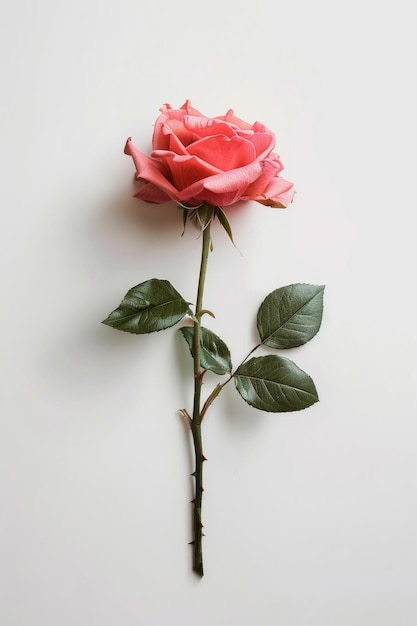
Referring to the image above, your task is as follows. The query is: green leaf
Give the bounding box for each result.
[102,279,191,334]
[180,326,232,375]
[234,355,318,412]
[257,283,325,349]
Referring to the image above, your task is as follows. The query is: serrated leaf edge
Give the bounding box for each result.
[258,283,325,347]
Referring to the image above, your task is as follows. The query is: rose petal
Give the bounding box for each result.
[176,161,264,206]
[166,127,190,154]
[151,117,191,153]
[159,103,172,114]
[180,100,205,117]
[190,188,248,206]
[163,119,196,150]
[219,109,253,130]
[152,150,221,190]
[134,182,173,204]
[252,121,268,133]
[153,111,189,150]
[124,138,179,201]
[252,177,295,207]
[202,161,263,193]
[240,159,281,199]
[249,131,276,160]
[187,135,256,171]
[183,116,238,139]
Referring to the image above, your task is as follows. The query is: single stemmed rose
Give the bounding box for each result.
[103,101,324,577]
[124,100,294,208]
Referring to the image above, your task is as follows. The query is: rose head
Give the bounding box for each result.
[124,101,294,209]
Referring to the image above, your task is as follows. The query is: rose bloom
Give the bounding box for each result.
[124,101,294,208]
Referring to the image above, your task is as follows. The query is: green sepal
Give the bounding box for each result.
[181,206,190,236]
[234,355,318,412]
[178,204,215,234]
[102,278,191,334]
[180,326,232,375]
[257,283,325,349]
[215,207,235,246]
[195,204,215,231]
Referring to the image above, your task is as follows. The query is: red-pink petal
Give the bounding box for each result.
[152,150,221,190]
[190,188,248,207]
[219,109,253,130]
[167,128,189,154]
[252,177,295,207]
[240,159,281,199]
[271,187,295,207]
[183,116,238,139]
[134,182,173,204]
[180,100,205,117]
[187,135,256,171]
[176,161,264,206]
[165,119,195,149]
[202,161,263,193]
[124,138,179,201]
[252,121,268,133]
[249,132,276,160]
[152,106,191,148]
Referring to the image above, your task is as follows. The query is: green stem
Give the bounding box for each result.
[188,210,261,575]
[190,218,211,577]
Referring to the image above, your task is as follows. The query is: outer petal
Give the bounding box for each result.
[177,161,264,206]
[190,188,249,207]
[248,132,276,160]
[133,182,173,204]
[124,138,180,201]
[198,162,263,194]
[269,187,295,208]
[152,150,221,190]
[240,159,282,199]
[251,177,295,208]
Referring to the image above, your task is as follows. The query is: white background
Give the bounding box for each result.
[1,0,416,624]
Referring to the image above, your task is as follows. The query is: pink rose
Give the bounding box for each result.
[124,100,294,208]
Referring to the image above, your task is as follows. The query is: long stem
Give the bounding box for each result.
[190,219,211,577]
